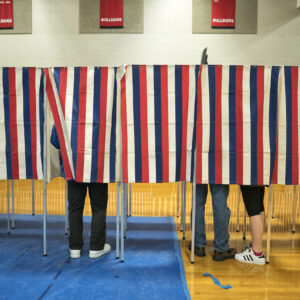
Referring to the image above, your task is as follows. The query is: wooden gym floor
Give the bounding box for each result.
[0,180,299,299]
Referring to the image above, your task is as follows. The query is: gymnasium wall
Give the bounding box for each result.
[0,0,299,67]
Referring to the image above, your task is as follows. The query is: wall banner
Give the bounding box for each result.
[100,0,123,28]
[0,0,13,29]
[211,0,235,28]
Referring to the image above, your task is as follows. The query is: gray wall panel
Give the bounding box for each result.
[0,0,32,34]
[193,0,257,34]
[80,0,143,34]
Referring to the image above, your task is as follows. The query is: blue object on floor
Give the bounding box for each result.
[203,272,232,289]
[0,215,190,300]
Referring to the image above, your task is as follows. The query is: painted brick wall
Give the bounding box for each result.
[0,0,299,66]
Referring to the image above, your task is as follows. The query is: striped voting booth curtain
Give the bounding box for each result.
[44,67,120,183]
[0,67,45,180]
[195,65,281,185]
[3,64,296,185]
[120,65,199,183]
[272,66,300,185]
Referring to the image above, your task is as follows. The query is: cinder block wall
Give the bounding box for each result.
[0,0,299,66]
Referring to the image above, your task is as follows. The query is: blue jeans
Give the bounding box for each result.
[193,184,230,252]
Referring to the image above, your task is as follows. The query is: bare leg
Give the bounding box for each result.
[249,212,265,253]
[260,211,265,226]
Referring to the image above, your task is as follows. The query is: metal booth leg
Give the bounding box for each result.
[12,180,15,229]
[43,178,47,256]
[266,185,273,264]
[116,182,120,259]
[42,98,48,257]
[272,188,275,219]
[180,181,184,231]
[236,185,240,232]
[129,183,132,217]
[7,180,11,234]
[243,204,247,240]
[191,182,196,263]
[182,181,187,240]
[124,183,128,234]
[177,182,180,218]
[32,179,35,215]
[120,182,125,262]
[292,185,297,233]
[65,180,69,235]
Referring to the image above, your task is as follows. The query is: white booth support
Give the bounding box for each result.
[182,181,187,240]
[32,179,35,215]
[236,186,240,232]
[11,180,15,229]
[177,182,180,218]
[292,185,297,233]
[190,150,197,263]
[65,180,69,235]
[124,183,128,234]
[243,204,247,240]
[42,98,48,256]
[116,182,120,259]
[120,181,125,262]
[180,181,184,231]
[129,183,132,217]
[266,185,273,264]
[7,180,11,234]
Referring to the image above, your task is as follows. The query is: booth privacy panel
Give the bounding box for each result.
[194,65,299,186]
[0,67,44,180]
[120,65,198,183]
[45,67,121,183]
[0,65,298,185]
[272,66,300,185]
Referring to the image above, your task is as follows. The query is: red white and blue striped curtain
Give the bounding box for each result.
[195,65,281,185]
[1,65,298,185]
[0,67,45,180]
[272,66,300,185]
[44,67,120,183]
[120,65,199,183]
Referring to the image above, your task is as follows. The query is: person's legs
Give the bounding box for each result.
[249,214,264,253]
[243,186,265,253]
[235,186,265,265]
[68,181,87,250]
[210,184,230,252]
[88,183,108,251]
[194,184,208,248]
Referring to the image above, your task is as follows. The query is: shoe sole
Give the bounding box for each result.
[89,245,111,258]
[89,250,110,259]
[213,255,235,262]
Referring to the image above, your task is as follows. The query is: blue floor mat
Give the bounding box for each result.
[0,215,190,300]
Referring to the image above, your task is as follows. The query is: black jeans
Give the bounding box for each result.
[68,181,108,251]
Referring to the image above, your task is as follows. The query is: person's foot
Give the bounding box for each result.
[89,244,111,259]
[188,241,206,257]
[213,248,236,261]
[69,249,81,259]
[235,247,265,265]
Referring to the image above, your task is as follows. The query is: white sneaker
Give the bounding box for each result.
[235,247,265,265]
[69,249,81,259]
[89,244,111,259]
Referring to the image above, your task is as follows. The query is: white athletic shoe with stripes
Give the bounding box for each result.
[235,247,265,265]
